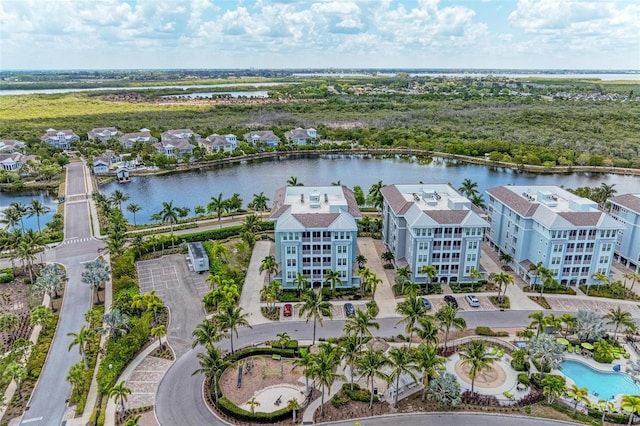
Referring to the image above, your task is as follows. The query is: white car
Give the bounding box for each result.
[465,294,480,307]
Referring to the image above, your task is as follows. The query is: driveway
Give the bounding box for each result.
[137,255,208,357]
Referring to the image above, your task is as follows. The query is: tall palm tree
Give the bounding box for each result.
[286,398,301,423]
[250,192,269,218]
[3,362,26,399]
[340,333,366,390]
[298,290,332,345]
[28,199,51,232]
[387,346,418,408]
[566,384,590,413]
[192,346,226,403]
[126,203,142,226]
[597,182,617,206]
[159,201,179,234]
[396,266,412,294]
[558,313,576,338]
[10,202,28,232]
[0,205,21,231]
[621,395,640,426]
[97,309,129,341]
[259,255,278,282]
[309,343,342,417]
[192,318,229,349]
[458,340,497,393]
[435,302,466,351]
[109,190,130,211]
[213,305,252,354]
[493,272,514,303]
[68,325,94,368]
[415,342,444,402]
[415,315,439,345]
[151,325,166,350]
[603,306,634,341]
[324,269,342,295]
[344,309,379,347]
[458,179,479,198]
[287,176,304,186]
[292,272,309,297]
[469,193,486,210]
[208,193,227,226]
[0,229,20,275]
[528,311,547,337]
[109,380,132,413]
[468,268,482,292]
[420,265,437,294]
[292,347,314,394]
[356,349,389,409]
[30,305,53,332]
[367,180,384,211]
[396,295,425,348]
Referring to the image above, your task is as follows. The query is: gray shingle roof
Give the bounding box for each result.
[423,210,470,224]
[380,185,413,215]
[292,213,340,228]
[609,194,640,214]
[487,186,540,216]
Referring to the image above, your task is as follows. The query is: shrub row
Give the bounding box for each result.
[26,314,59,379]
[270,340,299,350]
[224,346,296,363]
[217,397,292,423]
[341,383,371,402]
[475,326,509,337]
[0,268,14,283]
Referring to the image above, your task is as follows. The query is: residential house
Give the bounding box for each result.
[486,185,623,286]
[608,194,640,272]
[270,186,362,290]
[41,128,79,149]
[0,153,26,171]
[380,184,488,284]
[244,130,280,147]
[118,128,158,148]
[285,128,318,145]
[161,129,201,143]
[153,139,195,158]
[0,140,25,153]
[92,150,121,175]
[200,134,237,154]
[88,127,120,143]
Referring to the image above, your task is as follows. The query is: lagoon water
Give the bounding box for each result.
[0,190,58,232]
[98,155,640,225]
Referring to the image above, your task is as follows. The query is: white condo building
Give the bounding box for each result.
[380,184,488,284]
[608,194,640,272]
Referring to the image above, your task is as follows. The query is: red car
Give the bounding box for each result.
[283,304,293,317]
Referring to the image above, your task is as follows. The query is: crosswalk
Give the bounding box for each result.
[58,237,94,246]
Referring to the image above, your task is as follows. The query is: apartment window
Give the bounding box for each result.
[599,256,609,264]
[553,244,562,253]
[602,243,612,252]
[287,271,296,280]
[287,259,297,267]
[467,241,478,250]
[551,256,561,265]
[337,245,348,254]
[466,254,476,262]
[418,242,429,251]
[337,258,347,266]
[286,246,296,255]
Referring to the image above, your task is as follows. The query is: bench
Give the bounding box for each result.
[503,391,514,399]
[272,354,281,360]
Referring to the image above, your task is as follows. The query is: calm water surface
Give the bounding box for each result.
[99,155,640,225]
[0,191,58,231]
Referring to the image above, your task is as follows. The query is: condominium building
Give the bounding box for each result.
[380,184,487,284]
[270,186,361,289]
[486,185,623,286]
[608,194,640,272]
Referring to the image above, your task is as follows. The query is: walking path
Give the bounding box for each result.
[357,238,397,318]
[238,241,271,325]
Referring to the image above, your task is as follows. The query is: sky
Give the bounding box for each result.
[1,0,639,71]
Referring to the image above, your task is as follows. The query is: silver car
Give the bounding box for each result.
[465,294,480,307]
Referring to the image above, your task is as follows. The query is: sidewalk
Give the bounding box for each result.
[238,240,272,326]
[357,238,397,318]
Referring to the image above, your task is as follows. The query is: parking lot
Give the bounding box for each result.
[544,296,640,316]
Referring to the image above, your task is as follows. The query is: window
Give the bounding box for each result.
[551,256,561,265]
[286,246,296,255]
[337,245,348,254]
[466,254,476,262]
[337,258,347,266]
[467,241,478,250]
[602,243,612,252]
[418,241,429,251]
[553,244,563,253]
[287,259,297,267]
[599,256,609,264]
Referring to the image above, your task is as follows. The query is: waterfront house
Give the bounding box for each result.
[244,130,280,147]
[270,186,362,290]
[0,153,25,171]
[153,139,195,158]
[285,128,318,145]
[201,134,237,153]
[88,127,120,143]
[161,129,201,143]
[115,167,130,184]
[92,150,121,175]
[381,184,487,284]
[41,128,79,149]
[608,194,640,272]
[0,140,25,153]
[486,185,623,286]
[118,128,158,148]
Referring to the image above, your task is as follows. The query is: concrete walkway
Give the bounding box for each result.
[238,240,272,326]
[357,237,397,318]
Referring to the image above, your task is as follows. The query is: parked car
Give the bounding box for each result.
[421,297,432,310]
[465,294,480,307]
[283,303,292,317]
[444,295,458,308]
[344,303,355,317]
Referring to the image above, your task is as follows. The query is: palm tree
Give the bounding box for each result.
[298,290,332,345]
[192,318,228,349]
[499,252,513,267]
[344,309,379,347]
[0,229,20,275]
[415,315,439,345]
[259,255,278,282]
[0,205,21,231]
[396,295,425,348]
[30,305,53,332]
[109,190,130,211]
[339,333,365,390]
[97,309,129,341]
[469,193,486,210]
[458,179,479,198]
[27,199,51,232]
[81,258,110,305]
[3,362,27,399]
[292,347,314,394]
[436,302,466,351]
[18,229,45,283]
[360,269,382,298]
[126,203,142,226]
[603,306,634,341]
[468,268,482,292]
[567,384,590,413]
[458,340,497,393]
[208,193,227,226]
[309,343,342,417]
[356,254,367,270]
[33,264,67,311]
[415,342,444,401]
[590,272,610,295]
[10,202,28,232]
[396,266,412,294]
[356,349,389,409]
[387,346,418,408]
[0,313,20,345]
[213,305,252,354]
[250,192,269,218]
[287,176,303,186]
[247,396,261,414]
[621,395,640,426]
[367,180,384,211]
[192,345,225,403]
[528,311,547,336]
[381,250,394,267]
[541,374,566,404]
[159,201,179,234]
[292,272,309,297]
[493,272,514,303]
[558,313,576,338]
[151,325,166,350]
[420,265,437,294]
[597,183,617,206]
[68,325,94,368]
[109,380,132,413]
[67,362,85,399]
[324,269,342,295]
[286,398,301,423]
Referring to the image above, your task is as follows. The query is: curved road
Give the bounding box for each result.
[19,161,104,425]
[156,310,572,425]
[327,413,579,426]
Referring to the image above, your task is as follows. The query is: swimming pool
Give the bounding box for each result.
[559,359,640,399]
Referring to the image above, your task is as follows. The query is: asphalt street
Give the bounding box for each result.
[325,413,579,426]
[20,161,104,426]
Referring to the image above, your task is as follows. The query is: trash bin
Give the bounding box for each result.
[373,387,378,395]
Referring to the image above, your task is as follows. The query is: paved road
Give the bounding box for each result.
[20,161,104,426]
[325,413,579,426]
[156,310,566,426]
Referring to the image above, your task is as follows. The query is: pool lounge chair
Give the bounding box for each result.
[503,391,514,399]
[567,345,573,353]
[491,346,498,355]
[496,348,505,359]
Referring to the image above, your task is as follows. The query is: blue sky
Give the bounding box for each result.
[1,0,638,70]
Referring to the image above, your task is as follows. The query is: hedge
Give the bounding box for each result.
[217,397,292,423]
[270,340,299,350]
[225,347,296,363]
[342,383,371,402]
[0,268,14,283]
[475,326,509,337]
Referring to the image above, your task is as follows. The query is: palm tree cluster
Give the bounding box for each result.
[458,179,486,209]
